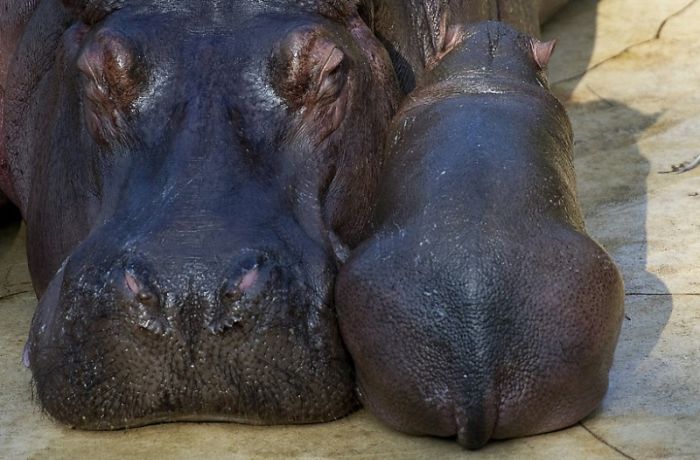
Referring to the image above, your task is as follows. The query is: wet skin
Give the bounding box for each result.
[2,1,399,428]
[335,22,624,449]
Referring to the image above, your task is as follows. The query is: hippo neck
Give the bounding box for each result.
[402,70,554,118]
[427,49,541,86]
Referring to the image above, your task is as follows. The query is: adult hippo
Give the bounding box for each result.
[0,0,575,435]
[335,22,624,449]
[1,0,400,428]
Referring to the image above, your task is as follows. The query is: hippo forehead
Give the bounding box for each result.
[95,7,334,69]
[75,7,351,150]
[459,21,533,61]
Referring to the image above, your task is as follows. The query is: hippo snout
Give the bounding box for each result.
[27,235,356,429]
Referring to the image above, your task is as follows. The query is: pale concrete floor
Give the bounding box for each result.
[2,0,699,458]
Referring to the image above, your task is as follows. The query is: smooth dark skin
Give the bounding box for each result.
[1,0,399,428]
[335,22,624,449]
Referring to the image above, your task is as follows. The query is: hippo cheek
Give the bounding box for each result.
[27,242,356,429]
[27,259,68,372]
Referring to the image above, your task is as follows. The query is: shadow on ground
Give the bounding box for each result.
[545,0,674,449]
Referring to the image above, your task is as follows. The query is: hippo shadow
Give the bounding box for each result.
[566,98,671,420]
[544,0,673,423]
[0,206,21,262]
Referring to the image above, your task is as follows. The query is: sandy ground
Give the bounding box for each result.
[2,0,700,458]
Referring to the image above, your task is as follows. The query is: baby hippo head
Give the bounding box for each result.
[425,20,557,87]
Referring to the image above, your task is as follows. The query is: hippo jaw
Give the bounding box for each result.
[28,238,357,429]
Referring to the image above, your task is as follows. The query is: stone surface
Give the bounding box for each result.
[2,0,700,458]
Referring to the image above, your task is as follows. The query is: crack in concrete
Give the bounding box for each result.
[553,0,698,85]
[626,292,700,296]
[579,422,636,460]
[0,290,30,302]
[653,0,698,39]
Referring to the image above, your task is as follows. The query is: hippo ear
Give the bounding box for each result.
[313,40,346,96]
[433,14,465,62]
[531,38,557,70]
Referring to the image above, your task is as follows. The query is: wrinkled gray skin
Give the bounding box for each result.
[0,0,575,438]
[335,22,624,449]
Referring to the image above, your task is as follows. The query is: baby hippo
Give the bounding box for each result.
[335,21,624,449]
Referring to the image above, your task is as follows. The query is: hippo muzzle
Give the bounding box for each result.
[29,224,353,428]
[26,108,356,428]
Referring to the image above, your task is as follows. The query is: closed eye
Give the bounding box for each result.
[315,47,346,101]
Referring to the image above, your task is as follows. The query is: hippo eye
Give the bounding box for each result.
[77,29,143,145]
[273,28,352,138]
[315,47,347,102]
[274,29,349,109]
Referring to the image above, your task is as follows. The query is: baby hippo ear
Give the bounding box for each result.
[532,38,557,70]
[435,14,466,60]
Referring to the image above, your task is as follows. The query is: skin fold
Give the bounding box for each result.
[335,21,624,449]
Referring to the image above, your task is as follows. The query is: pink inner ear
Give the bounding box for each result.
[532,39,557,69]
[432,12,465,64]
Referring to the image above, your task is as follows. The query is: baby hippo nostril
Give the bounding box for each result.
[121,269,168,334]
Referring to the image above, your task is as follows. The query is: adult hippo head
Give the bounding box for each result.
[2,0,399,428]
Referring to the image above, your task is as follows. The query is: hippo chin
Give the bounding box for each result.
[335,22,624,449]
[2,0,399,428]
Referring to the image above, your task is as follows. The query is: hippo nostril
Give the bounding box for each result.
[221,261,263,302]
[212,282,245,334]
[120,268,167,334]
[136,291,157,306]
[209,257,270,335]
[238,265,259,291]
